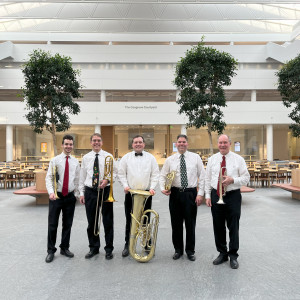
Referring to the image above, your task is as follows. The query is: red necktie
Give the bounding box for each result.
[62,156,69,196]
[217,155,226,197]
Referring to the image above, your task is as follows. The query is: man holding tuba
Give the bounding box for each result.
[79,133,117,260]
[160,134,205,262]
[205,134,250,269]
[45,134,80,263]
[118,135,159,257]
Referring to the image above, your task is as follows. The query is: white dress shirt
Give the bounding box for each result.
[159,151,205,196]
[45,153,80,198]
[79,149,117,196]
[118,151,159,191]
[205,151,250,199]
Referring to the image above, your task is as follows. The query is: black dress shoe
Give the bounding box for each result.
[173,252,182,260]
[105,252,114,260]
[230,258,239,269]
[45,253,54,263]
[213,254,228,265]
[122,245,129,257]
[187,254,196,261]
[60,249,74,258]
[85,250,99,259]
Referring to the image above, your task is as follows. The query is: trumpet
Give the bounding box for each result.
[217,163,226,204]
[165,171,176,191]
[52,164,59,199]
[129,189,159,263]
[94,155,116,236]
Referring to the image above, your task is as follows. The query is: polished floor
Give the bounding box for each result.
[0,182,300,300]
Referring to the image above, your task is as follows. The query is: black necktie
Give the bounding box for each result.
[135,152,143,156]
[92,154,99,188]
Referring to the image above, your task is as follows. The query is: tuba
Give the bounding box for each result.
[217,163,227,204]
[129,189,159,263]
[52,164,59,199]
[165,171,176,191]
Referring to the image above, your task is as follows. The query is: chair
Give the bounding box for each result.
[276,170,287,184]
[5,171,18,189]
[23,170,35,187]
[248,169,257,187]
[257,170,270,187]
[0,172,5,188]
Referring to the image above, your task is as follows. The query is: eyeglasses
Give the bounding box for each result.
[92,139,102,143]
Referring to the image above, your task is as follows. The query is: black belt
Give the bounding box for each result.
[57,191,74,197]
[85,186,109,192]
[172,187,197,193]
[212,188,240,194]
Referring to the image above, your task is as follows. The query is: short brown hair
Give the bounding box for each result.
[90,133,102,141]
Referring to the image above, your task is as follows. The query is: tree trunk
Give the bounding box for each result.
[51,130,57,157]
[207,123,213,156]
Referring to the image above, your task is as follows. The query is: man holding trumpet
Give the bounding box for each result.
[45,134,80,263]
[205,134,249,269]
[79,133,116,260]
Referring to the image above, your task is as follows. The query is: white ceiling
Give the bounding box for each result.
[0,1,300,42]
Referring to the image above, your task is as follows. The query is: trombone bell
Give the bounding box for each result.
[103,155,116,202]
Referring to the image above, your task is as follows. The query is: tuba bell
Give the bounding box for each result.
[217,163,227,204]
[128,189,159,263]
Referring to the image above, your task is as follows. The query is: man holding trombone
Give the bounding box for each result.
[205,134,249,269]
[79,133,116,260]
[45,134,80,263]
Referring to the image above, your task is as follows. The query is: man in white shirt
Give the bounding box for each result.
[205,134,250,269]
[79,133,117,260]
[118,135,159,257]
[45,134,80,263]
[160,134,205,261]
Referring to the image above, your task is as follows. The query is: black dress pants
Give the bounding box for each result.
[211,188,241,259]
[124,192,152,246]
[47,192,76,254]
[84,186,114,253]
[169,187,197,255]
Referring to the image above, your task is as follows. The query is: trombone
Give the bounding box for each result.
[94,155,116,236]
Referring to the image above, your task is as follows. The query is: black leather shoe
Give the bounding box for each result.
[173,252,182,260]
[105,252,114,260]
[213,254,228,265]
[230,258,239,269]
[85,250,99,259]
[60,249,74,258]
[122,245,129,257]
[45,253,54,263]
[187,254,196,261]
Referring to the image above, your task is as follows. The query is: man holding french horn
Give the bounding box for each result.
[205,134,250,269]
[45,134,80,263]
[160,134,205,262]
[79,133,117,260]
[118,135,159,258]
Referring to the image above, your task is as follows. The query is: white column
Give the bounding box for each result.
[95,125,101,134]
[6,125,13,162]
[181,125,187,135]
[267,124,273,161]
[176,90,180,101]
[251,90,256,102]
[101,90,106,102]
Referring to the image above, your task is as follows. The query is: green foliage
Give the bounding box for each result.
[174,42,238,135]
[276,54,300,137]
[21,49,82,135]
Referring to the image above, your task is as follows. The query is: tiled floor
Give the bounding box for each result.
[0,182,300,300]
